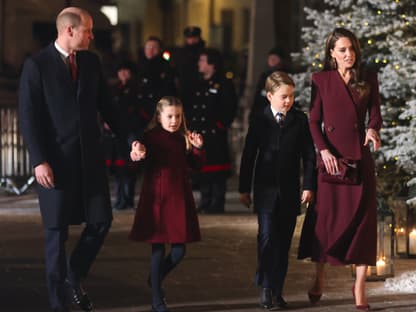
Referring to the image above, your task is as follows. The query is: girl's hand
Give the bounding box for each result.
[320,149,339,175]
[188,131,204,148]
[130,141,146,161]
[364,128,381,151]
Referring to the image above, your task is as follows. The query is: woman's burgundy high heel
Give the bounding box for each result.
[307,291,322,304]
[353,284,370,310]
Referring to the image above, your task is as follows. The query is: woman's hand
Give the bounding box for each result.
[320,149,339,175]
[188,131,204,149]
[239,193,252,209]
[130,141,146,161]
[364,128,381,151]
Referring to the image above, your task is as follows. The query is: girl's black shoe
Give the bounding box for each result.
[151,302,170,312]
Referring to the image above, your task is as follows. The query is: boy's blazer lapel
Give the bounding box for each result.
[282,109,295,129]
[264,106,280,128]
[264,106,282,150]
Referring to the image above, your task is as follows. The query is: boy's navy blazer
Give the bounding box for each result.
[238,105,316,214]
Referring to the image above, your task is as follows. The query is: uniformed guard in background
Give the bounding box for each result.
[136,36,176,127]
[249,47,291,122]
[187,48,238,214]
[172,26,206,104]
[106,61,142,210]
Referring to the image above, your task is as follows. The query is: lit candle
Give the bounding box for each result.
[409,229,416,255]
[396,228,406,253]
[366,266,373,277]
[376,258,386,276]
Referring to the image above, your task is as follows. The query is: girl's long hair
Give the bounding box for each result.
[147,96,192,151]
[323,28,369,96]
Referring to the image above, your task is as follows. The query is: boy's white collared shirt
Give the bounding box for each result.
[270,106,285,123]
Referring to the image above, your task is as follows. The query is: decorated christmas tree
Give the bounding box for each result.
[292,0,416,197]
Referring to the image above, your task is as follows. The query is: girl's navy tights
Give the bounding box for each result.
[151,243,186,305]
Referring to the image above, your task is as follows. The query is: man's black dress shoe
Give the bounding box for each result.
[65,280,93,311]
[259,288,273,309]
[275,295,288,309]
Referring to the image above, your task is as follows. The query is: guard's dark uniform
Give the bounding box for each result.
[172,40,206,102]
[107,79,142,209]
[136,55,176,125]
[187,73,238,213]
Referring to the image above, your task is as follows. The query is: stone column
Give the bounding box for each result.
[246,0,275,96]
[231,0,275,173]
[0,0,4,73]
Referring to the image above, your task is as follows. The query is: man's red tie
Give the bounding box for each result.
[68,53,77,81]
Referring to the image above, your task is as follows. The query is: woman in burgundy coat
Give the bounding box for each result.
[129,96,204,312]
[299,28,382,310]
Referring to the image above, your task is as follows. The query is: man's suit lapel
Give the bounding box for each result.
[47,44,77,96]
[75,52,86,99]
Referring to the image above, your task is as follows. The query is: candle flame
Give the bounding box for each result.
[376,259,386,266]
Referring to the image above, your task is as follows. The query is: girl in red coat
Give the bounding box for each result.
[129,96,204,312]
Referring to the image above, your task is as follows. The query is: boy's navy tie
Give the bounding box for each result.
[276,112,285,126]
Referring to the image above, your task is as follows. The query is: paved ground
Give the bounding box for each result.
[0,179,415,312]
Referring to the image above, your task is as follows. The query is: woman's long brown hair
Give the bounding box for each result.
[323,28,369,96]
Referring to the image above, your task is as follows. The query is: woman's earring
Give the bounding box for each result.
[331,57,337,69]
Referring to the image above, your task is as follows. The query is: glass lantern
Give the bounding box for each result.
[394,199,416,258]
[352,197,395,281]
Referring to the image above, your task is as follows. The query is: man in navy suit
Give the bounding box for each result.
[239,71,316,309]
[19,7,144,312]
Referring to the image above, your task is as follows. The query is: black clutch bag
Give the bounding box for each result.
[319,158,360,185]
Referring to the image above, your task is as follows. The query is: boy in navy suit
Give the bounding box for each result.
[239,71,316,309]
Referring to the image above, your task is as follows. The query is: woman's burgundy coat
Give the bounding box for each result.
[129,127,204,243]
[299,70,382,265]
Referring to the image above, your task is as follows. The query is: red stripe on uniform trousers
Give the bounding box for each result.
[216,121,225,129]
[200,164,231,173]
[114,159,127,166]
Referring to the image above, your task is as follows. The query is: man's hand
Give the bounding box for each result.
[35,162,55,188]
[130,140,146,161]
